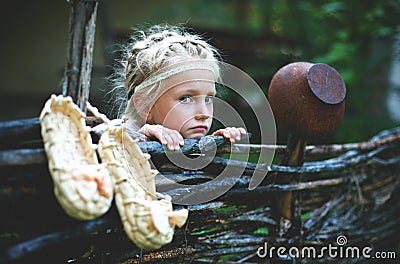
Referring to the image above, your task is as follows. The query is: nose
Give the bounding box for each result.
[194,99,211,120]
[194,113,210,120]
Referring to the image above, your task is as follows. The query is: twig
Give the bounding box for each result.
[209,146,398,175]
[305,132,400,156]
[218,130,400,156]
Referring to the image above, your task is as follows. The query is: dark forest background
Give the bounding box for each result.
[0,0,399,144]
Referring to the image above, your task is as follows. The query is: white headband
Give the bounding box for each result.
[132,60,218,93]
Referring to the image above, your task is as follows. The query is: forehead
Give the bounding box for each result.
[161,69,216,95]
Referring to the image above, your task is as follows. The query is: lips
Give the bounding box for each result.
[190,125,208,131]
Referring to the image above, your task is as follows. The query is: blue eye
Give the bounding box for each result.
[205,96,213,103]
[179,96,191,103]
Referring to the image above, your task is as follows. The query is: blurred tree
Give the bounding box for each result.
[111,0,400,143]
[191,0,400,142]
[298,0,400,142]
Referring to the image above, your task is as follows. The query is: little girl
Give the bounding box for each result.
[111,25,246,150]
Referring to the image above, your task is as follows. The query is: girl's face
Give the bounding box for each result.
[148,69,216,138]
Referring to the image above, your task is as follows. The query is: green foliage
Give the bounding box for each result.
[254,227,269,235]
[301,211,311,220]
[215,205,241,213]
[151,0,399,142]
[236,0,400,142]
[191,226,222,235]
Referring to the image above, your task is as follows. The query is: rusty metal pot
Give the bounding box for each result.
[268,62,346,139]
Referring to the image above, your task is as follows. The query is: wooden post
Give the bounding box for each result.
[62,0,98,112]
[273,134,306,238]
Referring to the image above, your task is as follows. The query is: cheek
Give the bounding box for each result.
[162,106,193,128]
[151,101,180,124]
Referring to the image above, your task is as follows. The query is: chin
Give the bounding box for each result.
[184,132,207,139]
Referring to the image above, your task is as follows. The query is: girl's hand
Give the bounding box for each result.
[138,124,184,151]
[212,127,247,143]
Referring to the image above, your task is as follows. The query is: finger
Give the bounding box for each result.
[139,124,152,138]
[164,128,184,150]
[162,131,176,151]
[238,127,247,135]
[151,128,168,145]
[233,128,242,141]
[212,129,230,138]
[222,129,231,140]
[231,127,246,141]
[226,127,238,142]
[176,131,184,146]
[171,130,183,150]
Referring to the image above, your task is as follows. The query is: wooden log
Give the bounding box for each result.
[0,149,45,166]
[1,141,399,188]
[0,217,113,263]
[0,115,398,157]
[62,0,98,112]
[0,118,41,150]
[0,118,40,140]
[138,135,228,155]
[0,136,228,168]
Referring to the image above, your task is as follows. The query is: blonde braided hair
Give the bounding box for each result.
[110,25,221,131]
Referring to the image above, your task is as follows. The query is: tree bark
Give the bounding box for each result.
[62,0,98,112]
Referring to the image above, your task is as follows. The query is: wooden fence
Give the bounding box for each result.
[0,118,399,263]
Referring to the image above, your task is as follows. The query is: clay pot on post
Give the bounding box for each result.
[267,62,346,236]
